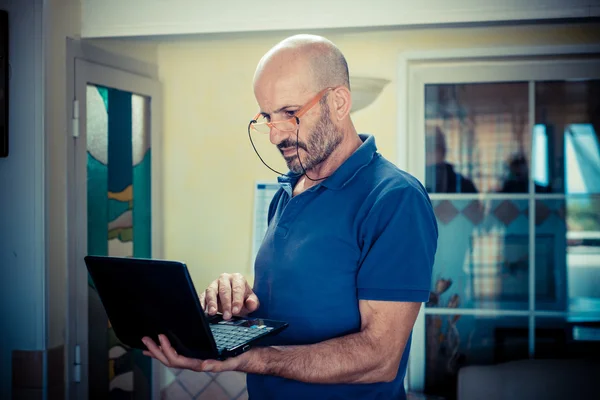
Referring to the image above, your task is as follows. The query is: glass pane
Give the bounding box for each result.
[425,82,530,194]
[132,94,152,258]
[534,199,568,312]
[534,80,600,194]
[86,84,152,398]
[247,117,290,175]
[536,197,600,317]
[425,315,529,399]
[428,199,530,310]
[535,317,600,360]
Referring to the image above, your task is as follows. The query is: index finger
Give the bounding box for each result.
[198,291,206,311]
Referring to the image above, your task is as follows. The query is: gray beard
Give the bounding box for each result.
[287,104,343,174]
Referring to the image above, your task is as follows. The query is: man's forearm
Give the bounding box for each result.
[241,332,399,384]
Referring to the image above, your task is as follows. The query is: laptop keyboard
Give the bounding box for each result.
[210,323,268,350]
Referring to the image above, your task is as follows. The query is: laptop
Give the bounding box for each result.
[84,255,288,360]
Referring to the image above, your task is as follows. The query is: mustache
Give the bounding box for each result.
[278,139,308,153]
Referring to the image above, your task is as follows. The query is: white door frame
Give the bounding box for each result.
[396,43,600,392]
[65,39,164,400]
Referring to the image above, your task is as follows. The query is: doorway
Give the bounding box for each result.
[67,42,163,400]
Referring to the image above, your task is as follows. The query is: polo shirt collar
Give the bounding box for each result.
[277,133,378,192]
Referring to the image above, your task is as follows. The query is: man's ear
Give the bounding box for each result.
[331,86,352,121]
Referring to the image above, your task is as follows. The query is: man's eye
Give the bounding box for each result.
[284,110,297,117]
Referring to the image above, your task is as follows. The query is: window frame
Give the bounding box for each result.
[397,44,600,392]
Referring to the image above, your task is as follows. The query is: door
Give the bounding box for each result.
[70,57,163,400]
[403,54,600,399]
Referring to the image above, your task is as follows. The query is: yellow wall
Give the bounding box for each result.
[155,22,600,291]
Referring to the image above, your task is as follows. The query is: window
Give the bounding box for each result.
[403,52,600,399]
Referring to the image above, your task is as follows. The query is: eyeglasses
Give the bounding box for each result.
[248,87,334,134]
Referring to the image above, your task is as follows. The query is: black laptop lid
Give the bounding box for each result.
[84,256,218,358]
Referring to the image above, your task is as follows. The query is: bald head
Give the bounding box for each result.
[254,34,350,94]
[250,35,360,179]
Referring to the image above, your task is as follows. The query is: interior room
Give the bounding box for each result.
[0,1,599,399]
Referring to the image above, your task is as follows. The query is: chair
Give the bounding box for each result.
[457,358,599,400]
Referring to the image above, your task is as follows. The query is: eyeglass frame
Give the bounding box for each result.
[248,86,336,133]
[246,86,338,178]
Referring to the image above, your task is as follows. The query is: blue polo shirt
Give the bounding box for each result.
[247,134,438,400]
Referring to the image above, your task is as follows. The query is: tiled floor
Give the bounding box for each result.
[160,370,439,399]
[162,369,248,400]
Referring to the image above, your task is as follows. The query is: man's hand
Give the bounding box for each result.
[142,300,421,384]
[141,334,249,373]
[199,273,260,320]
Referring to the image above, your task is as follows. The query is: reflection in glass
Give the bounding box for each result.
[533,124,549,188]
[428,199,530,310]
[425,126,478,193]
[565,124,600,194]
[535,317,600,360]
[534,80,600,194]
[425,315,529,399]
[537,197,600,318]
[534,199,568,312]
[424,82,530,194]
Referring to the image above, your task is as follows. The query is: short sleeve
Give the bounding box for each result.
[357,185,438,302]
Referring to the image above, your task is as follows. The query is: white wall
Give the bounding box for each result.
[0,0,81,396]
[86,38,158,66]
[0,0,45,397]
[80,0,600,38]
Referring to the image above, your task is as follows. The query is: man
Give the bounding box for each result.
[425,126,478,193]
[143,34,438,400]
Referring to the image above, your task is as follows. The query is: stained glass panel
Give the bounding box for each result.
[86,84,152,399]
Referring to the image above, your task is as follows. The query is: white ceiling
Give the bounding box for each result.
[80,0,600,39]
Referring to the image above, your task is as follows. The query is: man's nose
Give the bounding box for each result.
[269,125,287,146]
